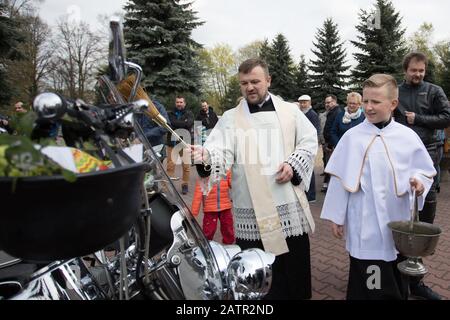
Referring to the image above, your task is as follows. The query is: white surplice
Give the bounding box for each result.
[321,119,436,261]
[203,94,318,242]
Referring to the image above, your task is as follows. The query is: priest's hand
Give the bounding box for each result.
[332,223,344,239]
[191,144,210,165]
[410,178,424,197]
[276,162,293,184]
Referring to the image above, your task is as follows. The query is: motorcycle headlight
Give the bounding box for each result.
[226,248,275,300]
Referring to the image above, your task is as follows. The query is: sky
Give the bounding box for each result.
[38,0,450,65]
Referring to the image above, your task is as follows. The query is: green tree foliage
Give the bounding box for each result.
[440,59,450,99]
[7,15,53,104]
[198,44,235,106]
[309,18,349,105]
[293,54,311,98]
[0,2,24,109]
[435,41,450,99]
[124,0,204,98]
[222,75,241,112]
[259,38,270,63]
[235,40,263,68]
[351,0,407,88]
[408,23,437,83]
[265,33,296,100]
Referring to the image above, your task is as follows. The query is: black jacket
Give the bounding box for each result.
[166,108,194,146]
[323,105,343,147]
[304,108,321,135]
[196,107,219,130]
[395,81,450,146]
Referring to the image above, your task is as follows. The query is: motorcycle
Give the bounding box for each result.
[0,18,275,301]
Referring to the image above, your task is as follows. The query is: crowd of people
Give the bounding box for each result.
[187,52,449,300]
[2,49,449,301]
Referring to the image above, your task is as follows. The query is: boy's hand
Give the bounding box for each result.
[332,223,344,239]
[276,162,293,184]
[410,178,424,197]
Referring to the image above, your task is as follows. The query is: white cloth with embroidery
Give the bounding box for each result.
[202,94,318,241]
[320,120,436,261]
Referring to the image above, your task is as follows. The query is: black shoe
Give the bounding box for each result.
[181,184,189,195]
[410,282,442,300]
[319,173,325,176]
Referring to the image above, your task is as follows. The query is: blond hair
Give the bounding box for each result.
[362,74,398,100]
[346,92,362,104]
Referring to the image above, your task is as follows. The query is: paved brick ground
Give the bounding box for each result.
[170,152,450,300]
[309,168,450,300]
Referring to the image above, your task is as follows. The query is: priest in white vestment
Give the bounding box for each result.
[321,74,436,300]
[192,58,318,300]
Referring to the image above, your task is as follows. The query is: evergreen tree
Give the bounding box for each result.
[259,38,271,63]
[222,74,241,111]
[293,54,310,98]
[351,0,407,88]
[440,55,450,99]
[424,59,437,84]
[124,0,204,99]
[435,41,450,96]
[309,18,349,105]
[0,3,24,108]
[266,34,296,100]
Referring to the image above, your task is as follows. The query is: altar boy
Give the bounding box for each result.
[320,74,436,299]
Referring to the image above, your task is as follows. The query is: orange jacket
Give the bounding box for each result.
[191,171,232,216]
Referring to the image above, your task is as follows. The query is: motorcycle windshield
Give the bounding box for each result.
[132,117,224,299]
[95,77,224,299]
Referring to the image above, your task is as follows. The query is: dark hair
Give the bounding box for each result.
[175,96,185,101]
[238,58,269,75]
[403,52,428,71]
[325,94,337,102]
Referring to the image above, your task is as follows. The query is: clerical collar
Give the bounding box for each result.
[374,117,392,130]
[247,95,275,114]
